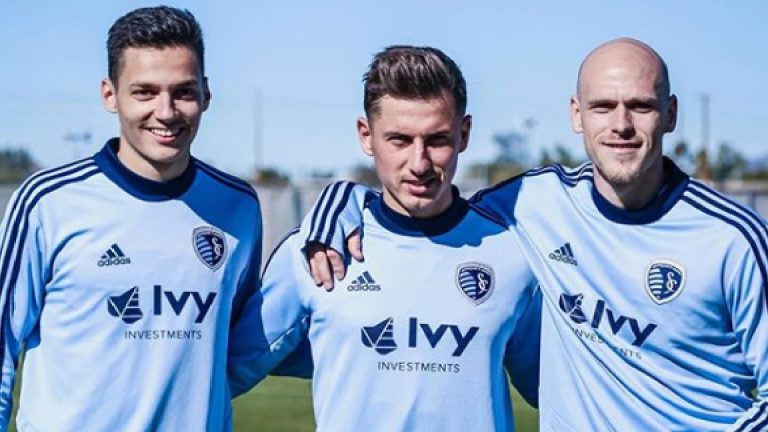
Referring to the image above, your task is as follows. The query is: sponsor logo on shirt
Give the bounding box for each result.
[107,285,217,340]
[98,243,131,267]
[558,292,657,352]
[549,242,578,266]
[347,271,381,292]
[362,317,476,374]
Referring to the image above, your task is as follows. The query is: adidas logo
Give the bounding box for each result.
[361,317,397,355]
[98,243,131,267]
[347,271,381,292]
[549,242,577,266]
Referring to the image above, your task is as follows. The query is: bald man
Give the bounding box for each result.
[302,38,768,431]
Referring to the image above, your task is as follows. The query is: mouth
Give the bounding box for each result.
[404,177,439,195]
[146,126,185,141]
[602,141,641,150]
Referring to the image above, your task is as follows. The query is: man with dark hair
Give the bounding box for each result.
[229,46,540,431]
[0,6,262,431]
[306,38,768,431]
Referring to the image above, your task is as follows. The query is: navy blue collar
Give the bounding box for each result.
[369,188,469,237]
[93,138,197,201]
[590,157,689,224]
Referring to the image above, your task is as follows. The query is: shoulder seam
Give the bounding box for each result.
[472,163,592,202]
[194,160,259,202]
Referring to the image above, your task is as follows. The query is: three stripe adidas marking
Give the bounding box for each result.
[347,271,381,292]
[98,243,131,267]
[549,242,578,266]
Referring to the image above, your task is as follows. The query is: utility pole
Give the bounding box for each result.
[64,130,92,160]
[253,89,263,179]
[695,94,712,181]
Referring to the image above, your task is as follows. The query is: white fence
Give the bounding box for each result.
[0,182,766,262]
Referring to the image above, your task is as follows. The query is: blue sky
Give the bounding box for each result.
[1,1,766,179]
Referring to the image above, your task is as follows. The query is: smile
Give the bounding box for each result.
[603,141,641,149]
[147,127,182,138]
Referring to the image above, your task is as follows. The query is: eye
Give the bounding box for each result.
[131,89,155,100]
[426,135,451,147]
[590,103,614,114]
[386,134,410,147]
[175,88,199,101]
[631,103,656,114]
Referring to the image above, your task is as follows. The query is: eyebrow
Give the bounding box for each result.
[382,129,452,139]
[129,79,200,88]
[586,96,658,107]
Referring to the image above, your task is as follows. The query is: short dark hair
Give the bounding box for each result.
[363,46,467,119]
[107,6,205,85]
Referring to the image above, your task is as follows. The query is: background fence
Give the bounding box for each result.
[0,182,766,259]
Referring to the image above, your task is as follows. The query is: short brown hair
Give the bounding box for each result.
[363,46,467,119]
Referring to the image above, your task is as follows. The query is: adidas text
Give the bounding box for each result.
[549,253,577,265]
[348,283,381,292]
[98,257,131,267]
[348,271,381,291]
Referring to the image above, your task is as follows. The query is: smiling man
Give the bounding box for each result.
[229,46,541,432]
[305,38,768,431]
[0,7,262,431]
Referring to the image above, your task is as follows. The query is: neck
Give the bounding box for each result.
[116,145,188,182]
[593,161,664,210]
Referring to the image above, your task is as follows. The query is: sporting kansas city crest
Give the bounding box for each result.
[193,226,228,271]
[455,262,495,305]
[645,260,686,305]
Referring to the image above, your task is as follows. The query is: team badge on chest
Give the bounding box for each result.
[456,262,494,305]
[193,226,228,271]
[645,260,686,305]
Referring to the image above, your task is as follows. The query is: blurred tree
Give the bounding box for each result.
[666,139,695,174]
[538,143,579,167]
[694,149,712,181]
[254,167,290,186]
[0,147,38,183]
[711,142,747,181]
[493,131,529,165]
[349,164,381,189]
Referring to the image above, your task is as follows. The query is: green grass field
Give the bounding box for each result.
[233,376,539,431]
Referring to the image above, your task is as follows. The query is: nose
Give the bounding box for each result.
[408,140,432,175]
[155,93,178,122]
[611,106,634,137]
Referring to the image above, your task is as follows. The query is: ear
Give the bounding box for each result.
[202,76,212,111]
[569,96,583,133]
[101,78,118,113]
[357,116,373,156]
[664,94,678,133]
[458,114,471,153]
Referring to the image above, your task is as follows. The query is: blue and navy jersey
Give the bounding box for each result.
[471,158,768,432]
[229,193,540,432]
[0,139,262,432]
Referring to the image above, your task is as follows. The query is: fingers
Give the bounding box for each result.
[307,243,335,291]
[328,249,347,281]
[347,228,364,262]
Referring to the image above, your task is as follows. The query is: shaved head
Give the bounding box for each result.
[570,37,677,209]
[577,38,670,100]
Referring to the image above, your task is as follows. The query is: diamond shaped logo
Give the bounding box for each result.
[193,226,227,271]
[456,262,494,305]
[645,260,686,305]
